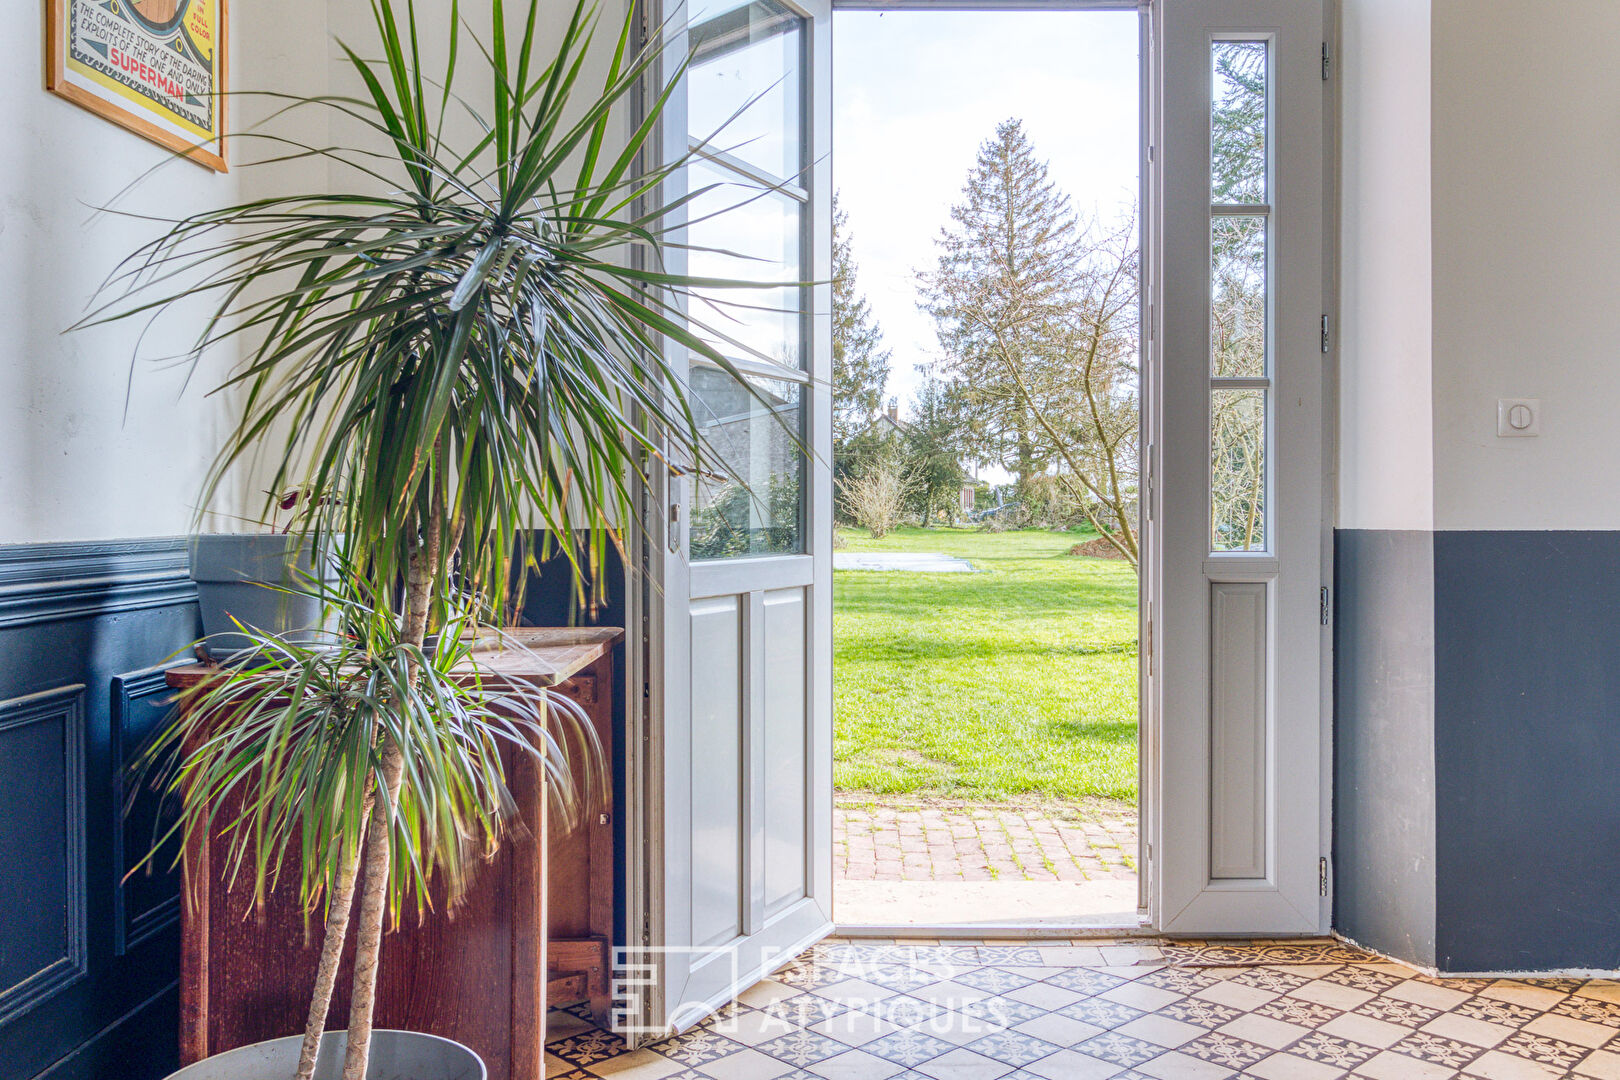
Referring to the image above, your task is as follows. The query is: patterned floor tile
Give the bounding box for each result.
[1158,997,1245,1030]
[1254,994,1340,1028]
[764,994,851,1028]
[974,946,1047,966]
[957,995,1049,1027]
[864,1028,956,1068]
[1045,968,1130,996]
[1322,966,1405,994]
[551,1028,632,1067]
[1387,1030,1487,1069]
[1175,1030,1273,1069]
[1453,996,1544,1028]
[1071,1031,1164,1068]
[957,967,1036,995]
[1557,996,1620,1025]
[912,1047,1017,1080]
[1155,941,1377,967]
[1058,997,1147,1029]
[863,996,948,1028]
[647,1029,751,1068]
[1227,967,1312,994]
[1138,966,1230,994]
[541,939,1620,1080]
[1352,994,1443,1028]
[1499,1028,1591,1070]
[962,1030,1063,1067]
[861,963,953,994]
[1287,1029,1382,1069]
[753,1030,854,1068]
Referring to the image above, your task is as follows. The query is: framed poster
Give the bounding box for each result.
[46,0,228,171]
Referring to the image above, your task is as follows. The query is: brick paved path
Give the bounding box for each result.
[834,798,1138,883]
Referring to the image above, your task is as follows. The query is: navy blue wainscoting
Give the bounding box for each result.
[1433,530,1620,974]
[0,540,199,1080]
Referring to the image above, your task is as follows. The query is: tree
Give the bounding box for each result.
[832,192,892,474]
[921,120,1141,569]
[839,451,912,539]
[1209,41,1268,550]
[920,119,1075,492]
[904,364,969,526]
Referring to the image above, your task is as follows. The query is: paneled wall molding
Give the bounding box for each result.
[112,665,186,957]
[0,685,88,1026]
[0,539,196,629]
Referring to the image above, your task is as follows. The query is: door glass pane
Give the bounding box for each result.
[690,366,805,560]
[1210,215,1266,377]
[1211,388,1266,551]
[1211,40,1267,204]
[689,0,803,181]
[685,159,804,368]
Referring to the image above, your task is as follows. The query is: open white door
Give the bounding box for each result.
[628,0,835,1038]
[1150,0,1329,934]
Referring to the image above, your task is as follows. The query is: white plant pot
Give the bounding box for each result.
[163,1030,485,1080]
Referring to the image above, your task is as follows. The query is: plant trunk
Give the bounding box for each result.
[339,501,447,1080]
[292,812,370,1080]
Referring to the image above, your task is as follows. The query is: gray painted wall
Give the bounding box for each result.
[1335,529,1620,973]
[1333,530,1437,967]
[1433,531,1620,974]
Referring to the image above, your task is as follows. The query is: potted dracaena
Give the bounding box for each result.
[86,0,786,1076]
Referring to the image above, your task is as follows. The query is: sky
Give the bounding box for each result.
[832,10,1141,416]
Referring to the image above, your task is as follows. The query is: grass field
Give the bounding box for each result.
[834,526,1140,803]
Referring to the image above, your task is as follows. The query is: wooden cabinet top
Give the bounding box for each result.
[166,626,623,689]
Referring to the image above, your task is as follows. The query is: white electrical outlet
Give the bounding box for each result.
[1497,398,1540,438]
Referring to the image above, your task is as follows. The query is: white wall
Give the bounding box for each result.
[0,1,329,543]
[1430,0,1620,531]
[1337,0,1433,532]
[0,0,632,544]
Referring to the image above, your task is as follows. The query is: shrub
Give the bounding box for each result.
[840,455,912,539]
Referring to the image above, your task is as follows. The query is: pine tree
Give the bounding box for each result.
[832,193,891,466]
[921,119,1141,569]
[920,119,1079,491]
[904,364,969,526]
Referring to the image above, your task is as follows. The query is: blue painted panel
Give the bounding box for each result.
[0,686,87,1023]
[0,539,198,1080]
[1434,530,1620,973]
[112,666,184,957]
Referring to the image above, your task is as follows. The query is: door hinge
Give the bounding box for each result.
[1143,604,1154,676]
[1322,42,1331,81]
[1146,442,1156,522]
[1320,314,1330,354]
[1319,856,1330,896]
[1319,586,1331,626]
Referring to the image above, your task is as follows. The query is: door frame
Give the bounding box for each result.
[620,0,1341,984]
[824,0,1157,930]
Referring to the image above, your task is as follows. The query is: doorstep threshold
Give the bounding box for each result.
[835,919,1152,940]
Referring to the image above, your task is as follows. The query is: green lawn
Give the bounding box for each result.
[834,526,1139,802]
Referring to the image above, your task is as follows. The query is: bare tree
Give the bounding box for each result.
[839,453,913,539]
[921,119,1141,570]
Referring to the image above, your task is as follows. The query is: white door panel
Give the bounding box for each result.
[1152,0,1328,934]
[632,0,834,1038]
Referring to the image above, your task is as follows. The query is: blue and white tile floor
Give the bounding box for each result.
[545,939,1620,1080]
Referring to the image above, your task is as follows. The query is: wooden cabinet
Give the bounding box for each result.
[167,628,620,1080]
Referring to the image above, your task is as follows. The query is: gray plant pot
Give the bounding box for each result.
[189,534,340,656]
[163,1029,484,1080]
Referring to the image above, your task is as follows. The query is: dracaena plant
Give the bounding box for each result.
[89,0,788,1075]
